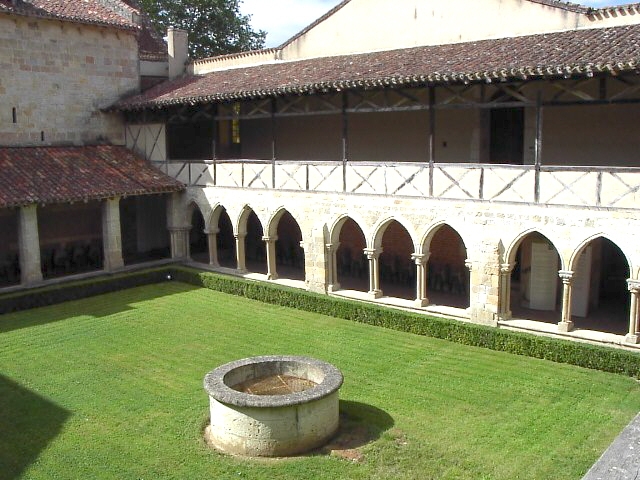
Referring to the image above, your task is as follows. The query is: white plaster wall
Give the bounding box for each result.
[0,14,139,146]
[281,0,586,61]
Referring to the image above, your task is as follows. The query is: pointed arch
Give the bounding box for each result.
[569,233,632,275]
[188,201,208,263]
[269,208,305,281]
[376,218,416,300]
[422,222,470,309]
[371,215,417,251]
[329,212,370,247]
[505,228,565,270]
[333,215,368,293]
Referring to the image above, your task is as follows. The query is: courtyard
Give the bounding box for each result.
[1,281,639,479]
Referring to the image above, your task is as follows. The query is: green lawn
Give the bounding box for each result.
[1,282,639,480]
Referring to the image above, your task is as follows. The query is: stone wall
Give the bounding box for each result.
[172,185,640,325]
[0,14,138,146]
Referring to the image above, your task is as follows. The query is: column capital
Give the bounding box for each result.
[627,279,640,293]
[500,263,515,274]
[558,270,574,284]
[204,228,220,235]
[262,235,278,243]
[411,253,429,265]
[363,247,382,260]
[465,259,473,271]
[234,232,246,240]
[325,242,340,252]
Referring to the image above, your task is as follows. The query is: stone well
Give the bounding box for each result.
[203,355,343,457]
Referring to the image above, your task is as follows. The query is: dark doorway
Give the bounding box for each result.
[216,208,236,268]
[490,107,524,164]
[189,206,208,263]
[275,211,305,281]
[245,211,267,274]
[336,218,368,292]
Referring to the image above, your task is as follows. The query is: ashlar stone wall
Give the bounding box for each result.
[172,185,640,327]
[0,14,138,146]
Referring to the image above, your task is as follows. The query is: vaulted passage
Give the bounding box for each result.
[274,211,305,281]
[121,195,170,265]
[379,221,414,300]
[427,225,469,309]
[189,205,208,263]
[510,233,561,324]
[336,218,367,293]
[0,209,19,287]
[38,202,103,279]
[216,208,236,269]
[571,237,629,335]
[245,211,267,274]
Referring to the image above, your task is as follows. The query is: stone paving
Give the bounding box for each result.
[583,413,640,480]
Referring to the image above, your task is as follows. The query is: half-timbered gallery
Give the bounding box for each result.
[3,0,640,348]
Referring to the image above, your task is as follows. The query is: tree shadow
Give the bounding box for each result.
[0,375,71,479]
[0,281,199,334]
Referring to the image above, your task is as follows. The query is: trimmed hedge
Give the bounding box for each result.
[0,268,171,314]
[172,266,640,379]
[2,265,639,378]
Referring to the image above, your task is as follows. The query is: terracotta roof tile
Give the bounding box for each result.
[0,145,184,208]
[0,0,138,30]
[115,24,640,111]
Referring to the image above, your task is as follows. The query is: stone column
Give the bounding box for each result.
[168,227,190,260]
[411,253,429,307]
[102,197,124,272]
[325,242,340,292]
[498,263,514,321]
[234,233,247,273]
[18,204,43,285]
[205,228,220,267]
[364,247,382,299]
[625,280,640,344]
[558,270,574,332]
[263,235,278,280]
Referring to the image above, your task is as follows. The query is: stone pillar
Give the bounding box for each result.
[625,280,640,344]
[102,197,124,272]
[263,235,278,280]
[168,227,190,260]
[411,253,429,307]
[234,233,247,273]
[18,204,43,285]
[498,263,514,321]
[558,270,574,332]
[326,242,340,292]
[364,247,382,299]
[205,228,220,267]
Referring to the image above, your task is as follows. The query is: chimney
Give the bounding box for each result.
[167,27,189,80]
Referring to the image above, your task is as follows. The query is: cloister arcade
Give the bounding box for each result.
[180,197,639,345]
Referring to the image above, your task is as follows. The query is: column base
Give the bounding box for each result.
[267,273,279,281]
[327,283,341,293]
[557,321,574,333]
[625,334,639,345]
[209,260,220,268]
[414,298,429,308]
[368,289,383,299]
[236,268,248,275]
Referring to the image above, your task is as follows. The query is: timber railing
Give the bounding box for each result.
[154,159,640,210]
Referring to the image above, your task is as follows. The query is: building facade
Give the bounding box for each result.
[116,0,640,348]
[0,0,183,289]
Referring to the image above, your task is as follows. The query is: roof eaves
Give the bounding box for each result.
[115,60,639,112]
[0,2,139,31]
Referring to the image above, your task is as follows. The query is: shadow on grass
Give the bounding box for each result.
[0,375,71,479]
[319,400,395,458]
[0,281,199,334]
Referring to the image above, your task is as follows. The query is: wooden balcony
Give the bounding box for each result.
[156,159,640,210]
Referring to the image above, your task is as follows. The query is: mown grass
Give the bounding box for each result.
[1,282,639,480]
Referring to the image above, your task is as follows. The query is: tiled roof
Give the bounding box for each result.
[0,0,139,30]
[115,24,640,111]
[0,145,184,208]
